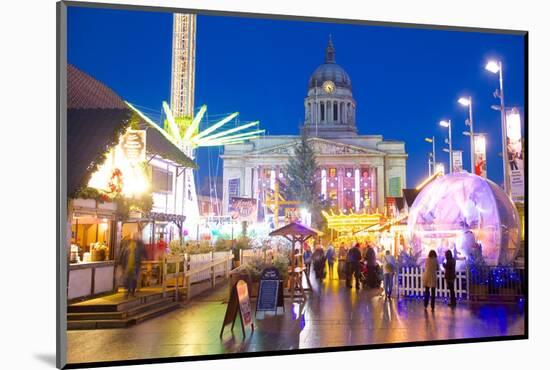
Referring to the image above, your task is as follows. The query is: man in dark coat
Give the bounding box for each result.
[365,246,381,289]
[443,249,457,307]
[346,243,362,289]
[312,243,326,281]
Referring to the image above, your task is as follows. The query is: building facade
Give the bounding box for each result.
[221,38,407,219]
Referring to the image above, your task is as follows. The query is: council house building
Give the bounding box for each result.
[221,37,407,221]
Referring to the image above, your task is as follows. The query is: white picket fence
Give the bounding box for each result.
[399,267,468,299]
[213,251,233,278]
[188,253,212,283]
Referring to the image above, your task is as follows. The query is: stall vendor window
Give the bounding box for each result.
[70,215,114,264]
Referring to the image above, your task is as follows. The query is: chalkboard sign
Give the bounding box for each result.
[256,267,284,315]
[220,280,254,338]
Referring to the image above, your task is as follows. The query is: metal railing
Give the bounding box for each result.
[467,266,525,300]
[398,266,525,301]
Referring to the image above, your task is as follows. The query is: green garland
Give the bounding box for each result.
[72,186,153,220]
[70,110,134,198]
[113,193,154,221]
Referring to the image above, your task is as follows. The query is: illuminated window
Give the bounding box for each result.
[329,168,337,178]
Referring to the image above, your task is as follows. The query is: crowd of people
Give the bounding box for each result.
[303,241,394,297]
[302,240,458,308]
[115,233,458,310]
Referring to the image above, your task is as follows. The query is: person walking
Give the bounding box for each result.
[326,242,336,280]
[303,243,312,278]
[346,243,362,290]
[443,249,457,307]
[312,242,326,281]
[365,246,381,289]
[118,232,145,298]
[337,243,348,280]
[382,250,396,299]
[423,250,438,310]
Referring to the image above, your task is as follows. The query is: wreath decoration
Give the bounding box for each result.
[108,168,123,195]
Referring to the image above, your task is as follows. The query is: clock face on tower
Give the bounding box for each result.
[322,80,335,94]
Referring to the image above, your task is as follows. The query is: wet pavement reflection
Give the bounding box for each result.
[67,276,525,364]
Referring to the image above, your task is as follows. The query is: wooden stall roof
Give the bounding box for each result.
[269,222,323,238]
[67,64,196,196]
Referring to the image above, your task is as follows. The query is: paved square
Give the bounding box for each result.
[67,279,525,365]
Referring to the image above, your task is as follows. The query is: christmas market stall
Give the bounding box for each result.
[269,222,323,300]
[66,65,196,301]
[322,209,384,239]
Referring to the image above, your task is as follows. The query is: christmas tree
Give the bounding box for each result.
[284,130,324,228]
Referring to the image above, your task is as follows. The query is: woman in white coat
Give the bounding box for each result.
[423,250,438,310]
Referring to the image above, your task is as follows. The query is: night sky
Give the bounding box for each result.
[67,6,525,191]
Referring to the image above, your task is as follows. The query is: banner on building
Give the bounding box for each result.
[452,150,463,173]
[229,197,258,222]
[435,162,445,175]
[284,208,298,224]
[506,108,525,200]
[120,129,146,163]
[473,134,487,178]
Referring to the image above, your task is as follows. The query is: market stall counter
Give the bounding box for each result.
[68,261,116,300]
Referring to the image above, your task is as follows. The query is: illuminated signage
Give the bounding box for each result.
[505,108,524,200]
[473,134,487,178]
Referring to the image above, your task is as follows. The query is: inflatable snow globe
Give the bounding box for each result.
[407,172,520,266]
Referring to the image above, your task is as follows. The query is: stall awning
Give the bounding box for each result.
[322,210,384,233]
[269,222,323,238]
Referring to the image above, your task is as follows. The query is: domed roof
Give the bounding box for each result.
[308,36,352,89]
[309,63,352,89]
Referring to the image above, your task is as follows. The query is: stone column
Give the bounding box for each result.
[354,167,360,212]
[342,102,346,124]
[337,168,344,210]
[317,101,320,124]
[244,167,253,197]
[321,168,327,199]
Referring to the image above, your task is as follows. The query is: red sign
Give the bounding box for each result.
[236,280,252,328]
[229,197,258,222]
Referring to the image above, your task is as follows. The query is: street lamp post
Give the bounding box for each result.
[424,136,436,176]
[458,96,475,173]
[486,60,510,196]
[439,120,452,172]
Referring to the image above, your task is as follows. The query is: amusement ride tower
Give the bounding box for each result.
[170,13,200,228]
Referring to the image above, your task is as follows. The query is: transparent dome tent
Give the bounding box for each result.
[407,172,520,266]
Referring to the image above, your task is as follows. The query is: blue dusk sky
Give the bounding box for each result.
[67,6,525,190]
